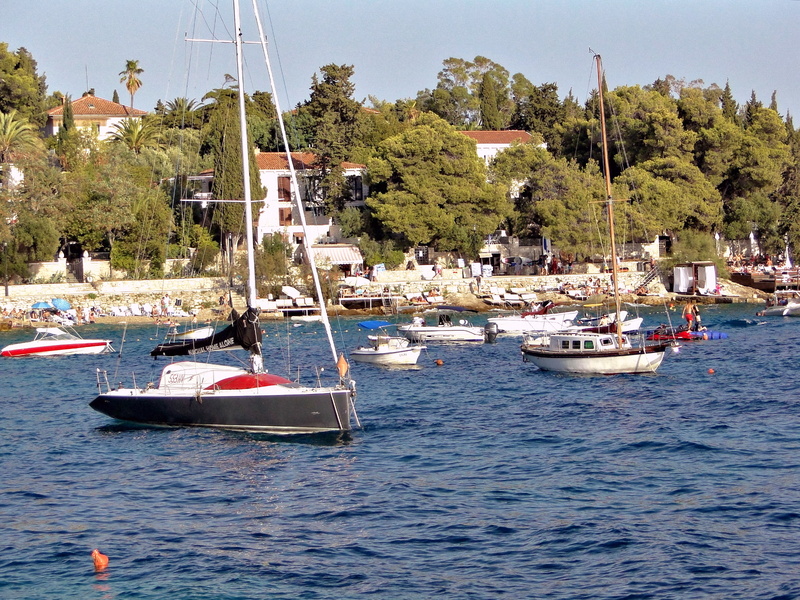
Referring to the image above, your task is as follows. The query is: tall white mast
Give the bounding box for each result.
[250,0,340,366]
[232,0,258,309]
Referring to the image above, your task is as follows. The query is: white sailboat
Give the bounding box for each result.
[520,54,673,374]
[90,0,358,433]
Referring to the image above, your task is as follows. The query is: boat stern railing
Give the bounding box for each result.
[95,368,112,394]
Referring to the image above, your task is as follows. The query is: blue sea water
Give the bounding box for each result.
[1,303,799,599]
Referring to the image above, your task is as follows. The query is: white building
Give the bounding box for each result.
[459,130,533,165]
[45,94,147,141]
[254,151,367,248]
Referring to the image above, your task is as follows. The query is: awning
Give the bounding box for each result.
[310,245,363,265]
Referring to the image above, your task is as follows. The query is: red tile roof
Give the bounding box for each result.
[256,152,364,171]
[48,95,148,117]
[459,130,532,144]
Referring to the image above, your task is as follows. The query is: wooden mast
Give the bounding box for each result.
[594,54,624,346]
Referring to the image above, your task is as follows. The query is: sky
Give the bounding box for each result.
[4,0,800,120]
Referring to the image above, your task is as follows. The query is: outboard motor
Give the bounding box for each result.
[484,321,499,344]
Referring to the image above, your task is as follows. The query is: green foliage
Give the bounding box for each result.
[305,64,367,209]
[188,224,219,274]
[11,206,60,262]
[366,113,511,256]
[0,109,43,167]
[662,229,727,274]
[249,233,291,297]
[202,90,264,248]
[248,91,277,150]
[0,44,47,128]
[161,97,202,130]
[337,206,367,238]
[357,234,405,269]
[509,80,565,148]
[108,118,160,154]
[479,72,503,130]
[419,56,511,128]
[61,96,74,131]
[617,156,723,235]
[61,144,142,252]
[490,143,600,254]
[109,188,174,278]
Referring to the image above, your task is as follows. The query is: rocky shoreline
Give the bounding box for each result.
[0,276,766,330]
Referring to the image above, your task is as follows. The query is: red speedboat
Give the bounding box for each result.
[1,327,114,357]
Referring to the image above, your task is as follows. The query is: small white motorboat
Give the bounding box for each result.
[397,308,488,342]
[756,291,800,317]
[350,321,425,365]
[1,327,114,357]
[487,309,580,334]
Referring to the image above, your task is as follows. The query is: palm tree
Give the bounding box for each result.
[109,118,159,154]
[164,97,199,129]
[0,110,42,188]
[119,59,144,108]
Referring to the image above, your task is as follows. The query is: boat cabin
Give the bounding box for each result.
[547,332,630,352]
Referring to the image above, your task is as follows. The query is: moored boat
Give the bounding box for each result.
[487,309,579,334]
[89,0,358,434]
[521,331,671,374]
[397,307,491,342]
[2,327,114,357]
[520,54,673,375]
[756,291,800,316]
[350,320,425,365]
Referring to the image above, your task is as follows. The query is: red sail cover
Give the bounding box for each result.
[206,373,293,390]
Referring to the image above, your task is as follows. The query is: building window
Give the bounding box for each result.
[278,177,291,201]
[349,176,363,202]
[279,207,292,226]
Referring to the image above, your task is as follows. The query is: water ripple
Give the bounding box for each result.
[1,305,799,599]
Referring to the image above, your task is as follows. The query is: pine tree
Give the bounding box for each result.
[112,89,120,104]
[721,81,739,122]
[306,64,364,210]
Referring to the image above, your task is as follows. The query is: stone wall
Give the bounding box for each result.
[0,277,234,316]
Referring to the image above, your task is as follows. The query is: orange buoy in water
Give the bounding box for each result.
[708,368,715,374]
[91,549,109,571]
[435,359,444,366]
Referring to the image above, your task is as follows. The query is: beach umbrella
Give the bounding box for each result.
[281,285,302,299]
[343,276,370,287]
[51,298,71,311]
[31,301,54,309]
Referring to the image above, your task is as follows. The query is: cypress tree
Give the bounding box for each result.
[61,95,74,131]
[479,72,503,130]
